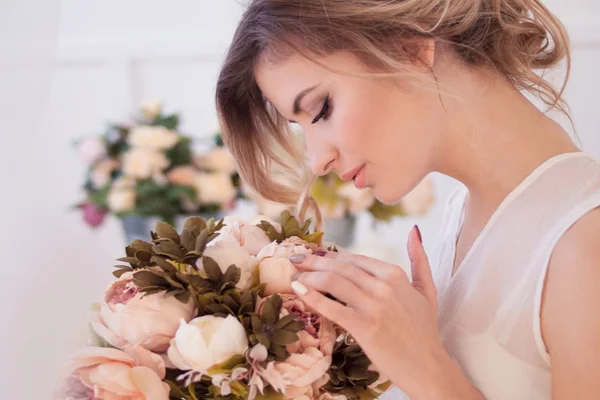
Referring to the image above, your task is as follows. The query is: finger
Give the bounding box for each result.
[294,271,375,314]
[328,251,410,284]
[289,253,380,292]
[408,225,437,306]
[290,280,362,332]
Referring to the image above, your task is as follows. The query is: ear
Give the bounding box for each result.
[418,38,436,68]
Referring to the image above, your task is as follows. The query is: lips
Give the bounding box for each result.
[341,164,365,182]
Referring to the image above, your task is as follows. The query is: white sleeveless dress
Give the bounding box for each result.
[424,151,600,399]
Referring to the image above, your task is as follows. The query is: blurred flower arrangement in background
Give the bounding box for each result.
[312,172,435,222]
[74,101,243,229]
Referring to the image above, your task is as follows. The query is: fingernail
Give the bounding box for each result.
[291,272,302,281]
[413,225,422,244]
[313,250,327,257]
[291,281,308,295]
[290,254,306,264]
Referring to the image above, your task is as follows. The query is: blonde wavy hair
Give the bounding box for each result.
[216,0,571,228]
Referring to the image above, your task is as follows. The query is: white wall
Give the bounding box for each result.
[1,1,599,398]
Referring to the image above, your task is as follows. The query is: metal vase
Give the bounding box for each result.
[120,212,223,244]
[322,215,357,248]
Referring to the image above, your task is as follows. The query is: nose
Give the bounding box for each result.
[303,124,338,176]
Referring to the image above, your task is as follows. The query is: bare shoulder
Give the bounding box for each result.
[541,207,600,395]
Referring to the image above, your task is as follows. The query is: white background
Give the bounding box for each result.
[1,1,599,398]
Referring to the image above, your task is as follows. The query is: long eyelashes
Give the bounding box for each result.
[311,95,331,124]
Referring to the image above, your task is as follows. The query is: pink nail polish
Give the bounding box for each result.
[313,250,327,257]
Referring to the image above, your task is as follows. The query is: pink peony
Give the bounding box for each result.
[54,346,169,400]
[255,295,336,399]
[78,137,107,164]
[92,271,195,353]
[257,238,316,295]
[81,203,107,228]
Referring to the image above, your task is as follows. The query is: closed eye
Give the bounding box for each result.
[311,95,331,124]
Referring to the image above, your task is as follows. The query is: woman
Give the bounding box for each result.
[216,1,600,398]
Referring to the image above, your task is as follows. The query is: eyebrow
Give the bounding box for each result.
[292,85,318,115]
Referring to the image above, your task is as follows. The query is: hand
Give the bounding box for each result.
[289,226,482,399]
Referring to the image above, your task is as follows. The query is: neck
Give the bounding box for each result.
[433,66,579,213]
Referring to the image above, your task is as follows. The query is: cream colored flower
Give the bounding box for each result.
[167,165,198,187]
[168,315,249,375]
[140,100,163,119]
[200,236,258,290]
[123,149,170,179]
[91,158,119,189]
[194,172,237,205]
[128,125,179,151]
[211,219,272,256]
[92,271,195,352]
[107,177,136,212]
[400,175,435,216]
[195,147,238,174]
[56,346,169,400]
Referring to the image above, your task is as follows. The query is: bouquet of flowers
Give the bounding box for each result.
[312,173,435,221]
[55,211,390,400]
[74,101,242,227]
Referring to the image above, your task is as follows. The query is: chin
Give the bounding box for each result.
[371,186,404,205]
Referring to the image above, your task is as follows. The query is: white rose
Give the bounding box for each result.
[400,176,435,216]
[140,100,162,119]
[108,177,136,212]
[123,149,170,179]
[337,183,375,215]
[194,147,237,175]
[91,159,119,189]
[194,172,237,205]
[128,126,179,151]
[77,137,107,164]
[200,237,258,290]
[168,315,249,375]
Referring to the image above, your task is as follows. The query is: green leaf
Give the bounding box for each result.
[376,380,393,393]
[274,313,297,329]
[229,380,248,398]
[261,294,282,324]
[155,221,180,243]
[88,186,110,208]
[167,381,191,400]
[133,270,168,287]
[113,268,132,278]
[202,256,223,281]
[184,216,207,234]
[180,230,196,251]
[166,136,192,166]
[174,290,191,303]
[154,114,179,130]
[222,264,241,286]
[129,240,154,253]
[153,241,185,259]
[134,250,152,262]
[195,229,210,253]
[272,330,299,346]
[206,354,247,375]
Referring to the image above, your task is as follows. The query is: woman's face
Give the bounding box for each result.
[255,50,447,204]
